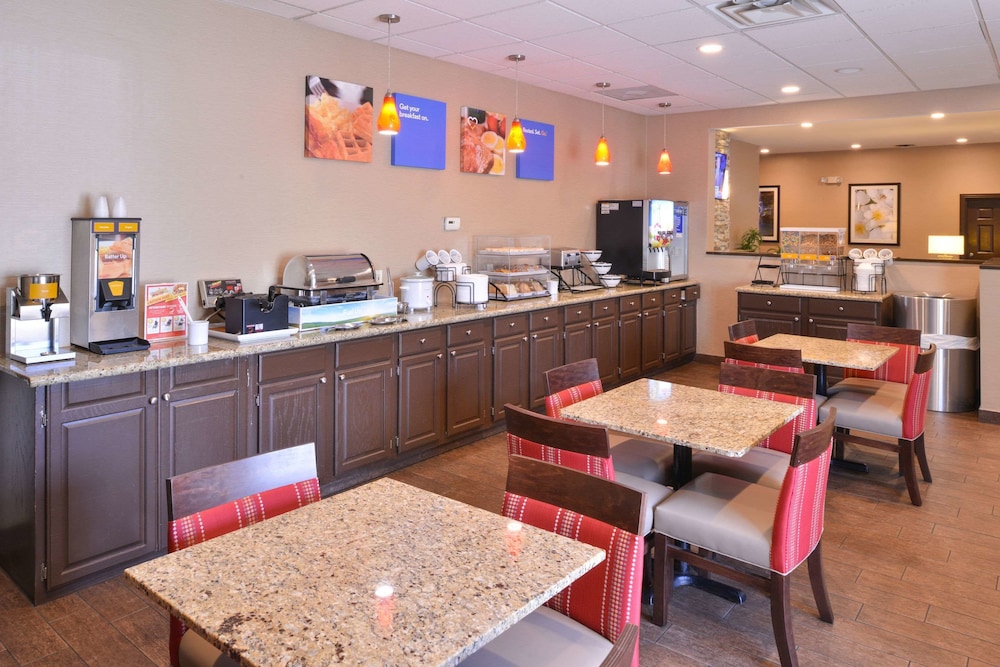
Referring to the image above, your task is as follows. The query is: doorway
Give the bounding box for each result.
[960,194,1000,260]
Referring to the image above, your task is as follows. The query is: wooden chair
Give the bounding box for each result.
[690,364,818,490]
[460,455,644,667]
[166,443,321,667]
[827,323,922,393]
[652,414,837,667]
[544,358,673,485]
[819,345,936,505]
[723,340,804,373]
[728,319,760,344]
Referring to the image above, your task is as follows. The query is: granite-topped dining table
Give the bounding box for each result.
[752,332,898,395]
[124,478,605,667]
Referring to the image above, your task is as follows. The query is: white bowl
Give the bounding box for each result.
[599,274,622,287]
[591,262,613,275]
[581,250,602,262]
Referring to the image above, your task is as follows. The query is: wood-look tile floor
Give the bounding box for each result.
[2,361,998,666]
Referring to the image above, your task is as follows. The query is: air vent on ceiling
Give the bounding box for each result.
[713,0,838,27]
[596,85,676,102]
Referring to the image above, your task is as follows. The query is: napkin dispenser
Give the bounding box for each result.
[224,293,289,335]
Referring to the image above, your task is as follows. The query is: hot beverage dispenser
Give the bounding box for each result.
[5,274,76,364]
[70,217,150,354]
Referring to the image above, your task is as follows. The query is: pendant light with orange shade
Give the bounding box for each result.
[657,102,673,174]
[594,82,611,166]
[506,54,526,154]
[376,13,401,135]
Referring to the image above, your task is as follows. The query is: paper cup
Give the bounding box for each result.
[188,320,209,346]
[415,250,440,271]
[93,196,109,218]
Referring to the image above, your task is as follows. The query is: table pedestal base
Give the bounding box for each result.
[831,440,870,473]
[673,565,747,604]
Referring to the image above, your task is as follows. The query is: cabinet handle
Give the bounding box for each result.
[339,373,346,380]
[149,396,157,405]
[809,318,814,323]
[586,324,591,328]
[522,336,528,342]
[629,300,635,306]
[594,321,600,327]
[161,393,171,402]
[766,300,772,306]
[543,316,549,322]
[576,310,583,315]
[437,353,443,359]
[509,321,516,328]
[602,306,609,311]
[532,334,538,339]
[838,306,844,312]
[419,337,426,344]
[465,329,472,336]
[451,350,457,356]
[320,376,327,384]
[794,317,800,322]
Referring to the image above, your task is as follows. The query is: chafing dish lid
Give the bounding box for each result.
[281,254,381,291]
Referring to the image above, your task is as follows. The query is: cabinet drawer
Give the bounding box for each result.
[591,298,619,319]
[808,298,878,321]
[682,285,700,301]
[335,335,395,368]
[563,304,590,325]
[662,289,682,305]
[739,293,801,314]
[620,295,642,314]
[448,320,490,346]
[399,327,444,356]
[642,292,662,309]
[60,372,150,407]
[530,308,562,330]
[259,346,330,382]
[494,313,529,337]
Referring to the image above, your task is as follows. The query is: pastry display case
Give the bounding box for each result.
[474,236,551,300]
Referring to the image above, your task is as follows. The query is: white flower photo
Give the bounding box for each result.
[849,183,900,245]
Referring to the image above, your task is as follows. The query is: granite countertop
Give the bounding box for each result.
[735,284,891,302]
[559,378,803,458]
[755,333,897,370]
[125,478,605,667]
[1,281,697,387]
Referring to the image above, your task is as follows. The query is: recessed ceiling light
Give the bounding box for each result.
[699,43,723,54]
[956,137,968,143]
[760,148,770,154]
[801,122,813,128]
[931,112,945,119]
[851,144,861,149]
[781,85,800,94]
[835,67,862,74]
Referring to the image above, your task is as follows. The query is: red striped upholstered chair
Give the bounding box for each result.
[723,340,804,374]
[728,319,760,344]
[461,455,644,667]
[544,359,673,485]
[828,323,922,391]
[166,443,321,667]
[652,414,837,667]
[819,345,936,505]
[691,364,818,490]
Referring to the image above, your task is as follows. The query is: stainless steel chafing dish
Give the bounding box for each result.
[273,253,383,306]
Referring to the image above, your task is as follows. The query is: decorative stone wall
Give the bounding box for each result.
[713,130,731,251]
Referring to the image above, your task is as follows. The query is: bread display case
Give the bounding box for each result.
[474,236,551,300]
[778,227,849,291]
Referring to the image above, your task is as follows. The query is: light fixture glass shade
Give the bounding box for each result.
[657,149,672,174]
[928,235,964,258]
[507,118,526,153]
[377,92,400,135]
[595,136,610,166]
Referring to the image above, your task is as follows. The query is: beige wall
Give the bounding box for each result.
[3,0,998,358]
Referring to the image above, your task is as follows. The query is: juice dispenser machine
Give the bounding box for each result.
[71,217,150,354]
[5,274,76,364]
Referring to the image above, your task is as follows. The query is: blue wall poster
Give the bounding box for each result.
[391,93,447,170]
[515,119,554,181]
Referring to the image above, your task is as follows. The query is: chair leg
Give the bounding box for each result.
[806,542,834,623]
[770,573,798,667]
[652,532,672,626]
[914,433,932,482]
[897,438,922,506]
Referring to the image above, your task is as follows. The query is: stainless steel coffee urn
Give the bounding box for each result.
[70,217,150,354]
[5,274,76,364]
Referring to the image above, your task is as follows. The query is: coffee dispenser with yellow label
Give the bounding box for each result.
[71,218,150,354]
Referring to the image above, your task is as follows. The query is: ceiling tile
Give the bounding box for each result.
[410,0,537,20]
[534,26,645,58]
[402,21,518,52]
[550,0,690,25]
[218,0,316,19]
[470,2,598,40]
[611,7,732,45]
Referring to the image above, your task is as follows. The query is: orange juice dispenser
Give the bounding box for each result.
[70,217,150,354]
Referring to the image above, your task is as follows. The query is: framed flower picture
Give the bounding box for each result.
[849,183,900,245]
[758,185,779,242]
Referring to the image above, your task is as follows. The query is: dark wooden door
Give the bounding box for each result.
[664,302,682,363]
[493,333,529,420]
[398,329,446,454]
[619,313,642,382]
[680,300,698,356]
[528,325,563,409]
[334,336,397,474]
[447,342,490,435]
[961,194,1000,260]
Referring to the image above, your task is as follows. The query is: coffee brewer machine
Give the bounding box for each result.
[71,218,150,354]
[5,274,77,364]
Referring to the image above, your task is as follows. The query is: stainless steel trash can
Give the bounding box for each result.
[894,292,979,412]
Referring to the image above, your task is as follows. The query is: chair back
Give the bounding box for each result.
[166,444,321,666]
[771,413,836,575]
[504,455,645,655]
[844,323,922,384]
[901,344,936,438]
[506,403,615,479]
[718,364,817,455]
[723,340,804,374]
[544,359,604,419]
[728,319,760,344]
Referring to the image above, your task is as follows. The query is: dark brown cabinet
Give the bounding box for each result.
[334,336,397,475]
[591,299,619,386]
[493,314,529,420]
[804,297,888,339]
[563,304,593,366]
[447,321,491,436]
[257,346,334,484]
[398,328,446,453]
[663,288,683,364]
[529,309,563,409]
[680,285,700,357]
[619,295,642,382]
[641,292,664,372]
[737,291,891,341]
[46,373,159,590]
[736,292,803,337]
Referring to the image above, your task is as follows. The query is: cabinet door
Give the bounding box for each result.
[641,308,664,372]
[493,334,529,420]
[591,316,619,386]
[529,327,563,409]
[447,342,490,436]
[335,360,397,473]
[564,320,593,366]
[258,347,334,483]
[46,373,158,589]
[398,349,445,453]
[619,312,642,382]
[680,300,697,356]
[664,302,682,363]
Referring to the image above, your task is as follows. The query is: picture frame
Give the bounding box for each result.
[848,183,900,245]
[758,185,779,242]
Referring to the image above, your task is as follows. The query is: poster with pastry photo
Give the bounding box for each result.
[304,76,374,163]
[460,106,506,175]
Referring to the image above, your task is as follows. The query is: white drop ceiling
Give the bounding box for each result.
[217,0,1000,153]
